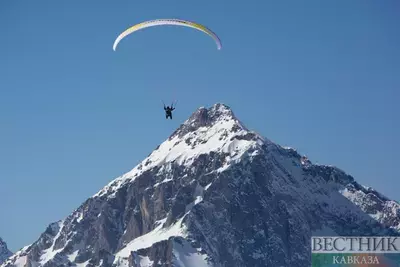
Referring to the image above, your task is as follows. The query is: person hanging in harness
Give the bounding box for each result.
[164,102,175,119]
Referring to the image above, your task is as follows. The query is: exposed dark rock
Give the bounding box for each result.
[3,103,399,267]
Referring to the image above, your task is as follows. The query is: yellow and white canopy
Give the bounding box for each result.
[112,19,222,51]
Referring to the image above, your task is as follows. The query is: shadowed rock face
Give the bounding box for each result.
[3,103,399,267]
[0,238,12,265]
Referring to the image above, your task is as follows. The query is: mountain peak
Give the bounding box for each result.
[4,103,400,267]
[134,102,261,171]
[170,103,246,139]
[94,103,263,198]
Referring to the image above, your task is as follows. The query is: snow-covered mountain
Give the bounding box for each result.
[2,103,399,267]
[0,238,12,265]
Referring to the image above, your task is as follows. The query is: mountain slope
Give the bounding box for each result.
[0,238,12,265]
[3,103,399,267]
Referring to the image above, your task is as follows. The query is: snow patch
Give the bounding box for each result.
[77,212,84,223]
[204,183,213,191]
[139,256,153,266]
[154,177,173,187]
[114,214,188,263]
[185,183,204,213]
[67,250,79,262]
[13,256,27,267]
[40,220,65,265]
[172,239,211,267]
[131,253,154,267]
[75,259,90,267]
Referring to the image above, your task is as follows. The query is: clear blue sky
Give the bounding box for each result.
[1,0,399,252]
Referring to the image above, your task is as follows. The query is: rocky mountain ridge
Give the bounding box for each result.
[2,103,399,267]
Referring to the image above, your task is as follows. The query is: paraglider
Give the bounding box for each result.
[163,101,176,119]
[112,19,220,122]
[112,19,222,51]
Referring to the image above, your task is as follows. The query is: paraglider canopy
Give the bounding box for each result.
[112,19,222,51]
